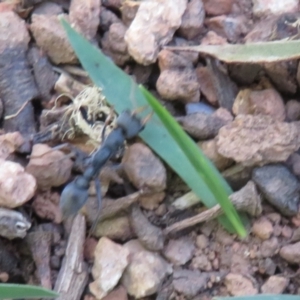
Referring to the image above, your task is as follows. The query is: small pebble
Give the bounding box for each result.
[84,237,97,261]
[173,269,209,298]
[50,256,61,270]
[121,0,140,26]
[225,273,258,296]
[280,241,300,264]
[286,100,300,121]
[208,251,216,261]
[0,272,9,282]
[198,139,233,171]
[217,115,300,166]
[185,102,216,115]
[122,240,172,298]
[203,0,234,15]
[261,275,289,294]
[102,286,128,300]
[292,213,300,227]
[95,215,134,241]
[156,68,200,103]
[252,218,273,240]
[215,227,234,245]
[90,237,129,299]
[258,258,276,276]
[0,160,36,208]
[287,153,300,177]
[164,236,195,265]
[30,14,77,64]
[178,0,205,40]
[196,66,218,106]
[260,237,279,258]
[273,225,282,237]
[281,225,293,239]
[212,258,219,269]
[122,143,166,192]
[252,0,299,17]
[252,165,300,217]
[291,227,300,242]
[26,144,73,190]
[265,213,281,224]
[196,234,209,249]
[124,0,187,65]
[69,0,101,41]
[102,22,130,66]
[155,203,167,217]
[191,254,212,271]
[206,15,249,43]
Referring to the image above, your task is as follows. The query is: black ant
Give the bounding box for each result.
[60,107,152,234]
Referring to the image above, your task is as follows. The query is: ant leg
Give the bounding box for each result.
[26,143,71,159]
[101,123,108,143]
[88,177,102,237]
[142,111,154,126]
[100,107,115,142]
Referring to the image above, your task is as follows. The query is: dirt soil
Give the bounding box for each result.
[0,0,300,299]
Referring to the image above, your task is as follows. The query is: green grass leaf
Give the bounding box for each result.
[60,18,247,236]
[0,283,58,299]
[140,86,246,237]
[214,295,300,300]
[166,40,300,63]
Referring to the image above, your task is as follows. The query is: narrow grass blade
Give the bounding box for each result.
[140,86,246,237]
[60,18,248,235]
[0,284,58,299]
[214,295,300,300]
[166,40,300,63]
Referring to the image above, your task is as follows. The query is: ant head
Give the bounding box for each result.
[116,109,146,139]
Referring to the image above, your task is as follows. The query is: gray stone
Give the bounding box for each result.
[252,164,300,216]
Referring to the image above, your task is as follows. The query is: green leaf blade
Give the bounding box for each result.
[166,40,300,63]
[0,284,58,299]
[140,86,247,237]
[60,18,247,236]
[214,295,300,300]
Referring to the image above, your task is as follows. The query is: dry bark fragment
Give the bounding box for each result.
[0,11,39,152]
[26,230,52,289]
[54,214,88,300]
[27,46,58,103]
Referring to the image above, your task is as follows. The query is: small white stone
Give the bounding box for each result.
[253,0,299,17]
[90,237,130,299]
[124,0,187,65]
[0,159,36,208]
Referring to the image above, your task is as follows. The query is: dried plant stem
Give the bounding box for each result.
[164,181,261,235]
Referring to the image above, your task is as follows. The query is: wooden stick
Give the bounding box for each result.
[54,214,88,300]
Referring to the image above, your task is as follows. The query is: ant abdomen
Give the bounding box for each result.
[60,178,89,218]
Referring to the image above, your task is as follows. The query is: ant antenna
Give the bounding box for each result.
[131,105,149,116]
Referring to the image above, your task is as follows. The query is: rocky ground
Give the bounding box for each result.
[0,0,300,299]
